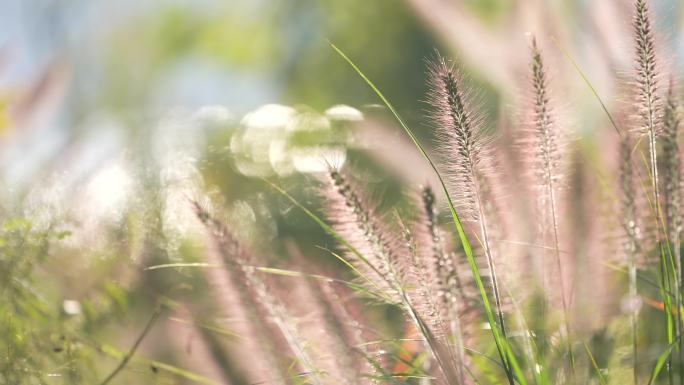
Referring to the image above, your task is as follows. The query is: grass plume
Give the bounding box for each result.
[524,37,575,374]
[426,53,508,348]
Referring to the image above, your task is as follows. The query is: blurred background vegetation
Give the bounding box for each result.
[2,0,684,384]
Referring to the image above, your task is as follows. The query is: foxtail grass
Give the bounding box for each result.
[426,53,509,356]
[524,38,575,376]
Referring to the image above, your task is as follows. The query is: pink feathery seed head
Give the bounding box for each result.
[191,199,252,266]
[426,53,510,339]
[628,0,666,252]
[515,36,581,316]
[287,241,377,382]
[193,202,296,385]
[325,175,472,383]
[631,0,662,137]
[425,52,491,222]
[322,167,404,303]
[321,281,383,381]
[523,37,566,193]
[415,186,451,306]
[415,186,473,321]
[198,205,327,384]
[395,214,447,336]
[274,269,360,385]
[413,186,483,329]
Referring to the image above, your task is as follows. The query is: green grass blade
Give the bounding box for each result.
[99,344,219,384]
[583,342,607,385]
[167,317,242,340]
[551,37,621,137]
[145,262,222,270]
[504,282,550,385]
[330,42,524,385]
[145,262,381,300]
[648,337,681,385]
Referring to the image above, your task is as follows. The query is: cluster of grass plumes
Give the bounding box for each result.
[9,1,684,384]
[175,1,684,384]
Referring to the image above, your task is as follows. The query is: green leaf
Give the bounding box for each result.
[647,337,681,385]
[582,342,607,385]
